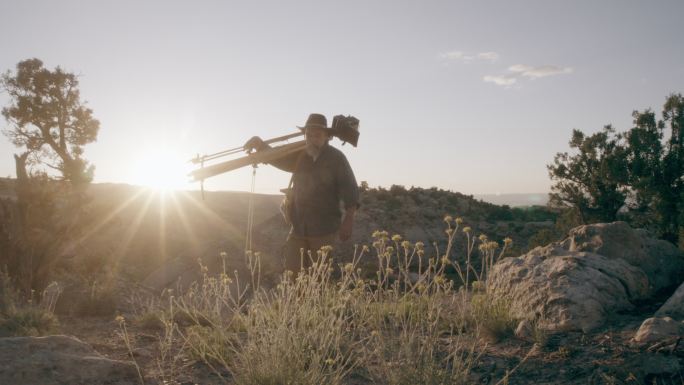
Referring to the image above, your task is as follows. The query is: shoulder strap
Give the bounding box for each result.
[290,151,306,186]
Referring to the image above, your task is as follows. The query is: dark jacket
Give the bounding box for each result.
[270,143,359,237]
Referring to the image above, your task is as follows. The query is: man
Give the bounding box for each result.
[245,113,360,273]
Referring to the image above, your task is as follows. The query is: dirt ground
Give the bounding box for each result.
[59,314,229,385]
[57,307,684,385]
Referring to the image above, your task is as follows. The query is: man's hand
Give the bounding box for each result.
[338,207,356,241]
[244,136,266,153]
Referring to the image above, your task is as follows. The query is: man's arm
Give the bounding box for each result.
[336,153,360,241]
[339,206,356,241]
[244,136,300,172]
[269,150,300,172]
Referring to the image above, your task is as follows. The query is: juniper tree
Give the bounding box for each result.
[547,125,629,224]
[1,58,100,185]
[626,94,684,244]
[1,58,100,290]
[548,94,684,245]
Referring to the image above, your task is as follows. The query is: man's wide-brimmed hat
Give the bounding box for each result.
[297,113,331,132]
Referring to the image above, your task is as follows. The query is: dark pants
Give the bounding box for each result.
[282,231,337,274]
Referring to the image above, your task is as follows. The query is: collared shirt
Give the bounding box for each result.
[270,143,359,237]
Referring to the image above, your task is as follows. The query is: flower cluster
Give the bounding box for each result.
[478,241,499,252]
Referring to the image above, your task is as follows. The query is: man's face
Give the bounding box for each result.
[305,126,328,151]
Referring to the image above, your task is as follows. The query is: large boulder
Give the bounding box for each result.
[559,221,684,293]
[632,317,684,345]
[0,335,138,385]
[488,244,650,332]
[489,222,684,332]
[656,282,684,319]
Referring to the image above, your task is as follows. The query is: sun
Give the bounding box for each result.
[129,147,192,191]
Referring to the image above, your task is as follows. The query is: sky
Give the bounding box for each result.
[0,0,683,196]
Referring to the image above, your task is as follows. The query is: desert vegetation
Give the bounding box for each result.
[548,93,684,247]
[1,57,683,384]
[119,220,524,385]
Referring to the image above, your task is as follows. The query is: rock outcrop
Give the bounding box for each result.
[656,282,684,319]
[0,335,138,385]
[488,244,650,332]
[632,317,684,345]
[560,221,684,293]
[488,222,684,332]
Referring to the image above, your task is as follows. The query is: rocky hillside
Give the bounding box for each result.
[1,179,556,277]
[253,185,556,265]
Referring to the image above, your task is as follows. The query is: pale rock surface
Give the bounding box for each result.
[489,222,684,332]
[560,221,684,292]
[0,335,138,385]
[514,319,533,341]
[632,317,684,344]
[656,281,684,319]
[488,244,650,332]
[132,347,153,359]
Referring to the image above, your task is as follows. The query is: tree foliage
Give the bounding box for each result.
[625,94,684,243]
[0,59,100,291]
[547,125,629,223]
[548,93,684,245]
[1,58,100,184]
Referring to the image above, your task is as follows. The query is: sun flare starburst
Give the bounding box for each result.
[129,147,192,191]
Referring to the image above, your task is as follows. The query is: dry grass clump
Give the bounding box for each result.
[135,311,166,331]
[470,293,517,343]
[229,262,364,385]
[73,279,118,317]
[0,270,61,337]
[0,306,60,337]
[140,216,518,384]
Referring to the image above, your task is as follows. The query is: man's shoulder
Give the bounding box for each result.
[323,144,348,160]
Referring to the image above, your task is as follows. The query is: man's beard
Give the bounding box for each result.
[306,143,323,158]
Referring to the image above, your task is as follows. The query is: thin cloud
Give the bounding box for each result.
[484,64,573,87]
[508,64,573,79]
[440,51,465,60]
[483,75,517,86]
[440,50,499,63]
[477,52,499,61]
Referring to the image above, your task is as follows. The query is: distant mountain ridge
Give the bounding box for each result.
[474,193,548,207]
